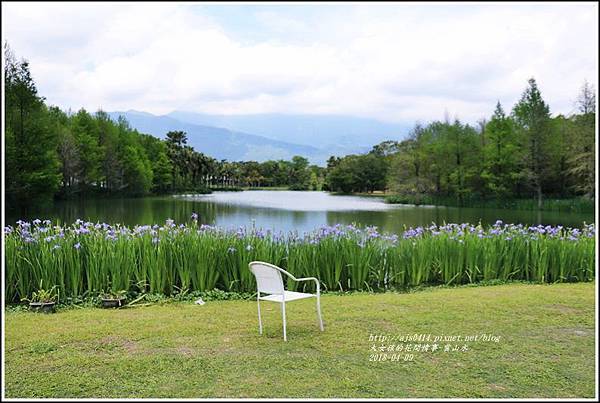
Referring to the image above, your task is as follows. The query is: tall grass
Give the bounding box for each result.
[4,218,595,303]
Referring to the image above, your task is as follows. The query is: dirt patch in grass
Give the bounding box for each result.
[175,346,196,357]
[95,336,202,357]
[557,327,592,337]
[94,336,199,357]
[543,304,584,314]
[86,336,141,355]
[122,340,140,354]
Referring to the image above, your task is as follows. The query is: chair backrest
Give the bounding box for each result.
[248,261,285,294]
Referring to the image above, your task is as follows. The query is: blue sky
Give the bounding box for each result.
[2,2,598,124]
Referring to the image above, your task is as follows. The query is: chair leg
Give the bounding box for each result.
[257,297,263,335]
[281,301,287,341]
[316,295,324,331]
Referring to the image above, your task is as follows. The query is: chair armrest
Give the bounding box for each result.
[295,277,318,282]
[275,266,321,294]
[294,277,320,294]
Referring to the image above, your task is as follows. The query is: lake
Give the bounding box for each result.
[5,191,594,234]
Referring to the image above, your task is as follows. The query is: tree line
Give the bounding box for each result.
[326,78,596,208]
[4,45,327,208]
[4,44,596,210]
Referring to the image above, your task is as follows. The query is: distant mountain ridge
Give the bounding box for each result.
[108,111,324,163]
[107,110,409,165]
[166,111,409,149]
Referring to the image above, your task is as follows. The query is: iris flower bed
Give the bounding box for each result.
[4,217,596,303]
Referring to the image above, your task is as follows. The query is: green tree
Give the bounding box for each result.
[96,110,122,192]
[388,124,433,202]
[512,78,552,208]
[426,121,454,196]
[4,43,61,206]
[153,151,174,192]
[309,164,326,191]
[481,102,522,198]
[165,130,188,190]
[446,119,480,204]
[49,107,81,195]
[120,144,153,195]
[328,153,387,193]
[259,160,279,187]
[139,134,172,193]
[71,109,103,190]
[288,156,311,190]
[568,81,596,197]
[358,153,388,192]
[327,156,357,193]
[371,140,400,157]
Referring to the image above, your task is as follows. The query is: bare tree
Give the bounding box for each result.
[576,80,596,114]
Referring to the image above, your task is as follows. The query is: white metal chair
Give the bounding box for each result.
[248,261,324,341]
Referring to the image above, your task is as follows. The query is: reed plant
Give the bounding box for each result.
[4,217,595,303]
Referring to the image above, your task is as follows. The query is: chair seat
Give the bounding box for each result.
[259,291,315,302]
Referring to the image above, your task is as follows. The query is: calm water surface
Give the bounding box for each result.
[6,191,594,234]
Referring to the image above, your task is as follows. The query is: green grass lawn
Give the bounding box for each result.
[4,282,596,398]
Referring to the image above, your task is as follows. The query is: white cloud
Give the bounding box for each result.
[2,2,597,124]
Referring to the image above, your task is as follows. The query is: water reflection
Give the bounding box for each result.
[5,191,594,234]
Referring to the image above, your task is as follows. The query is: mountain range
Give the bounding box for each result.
[107,110,410,165]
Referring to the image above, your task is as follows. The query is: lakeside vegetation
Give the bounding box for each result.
[5,44,595,214]
[383,194,595,213]
[5,217,594,303]
[327,80,595,209]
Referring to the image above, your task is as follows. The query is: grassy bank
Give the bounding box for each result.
[4,282,595,398]
[5,219,595,302]
[208,186,292,191]
[208,186,244,192]
[242,186,289,191]
[384,194,595,213]
[331,191,387,198]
